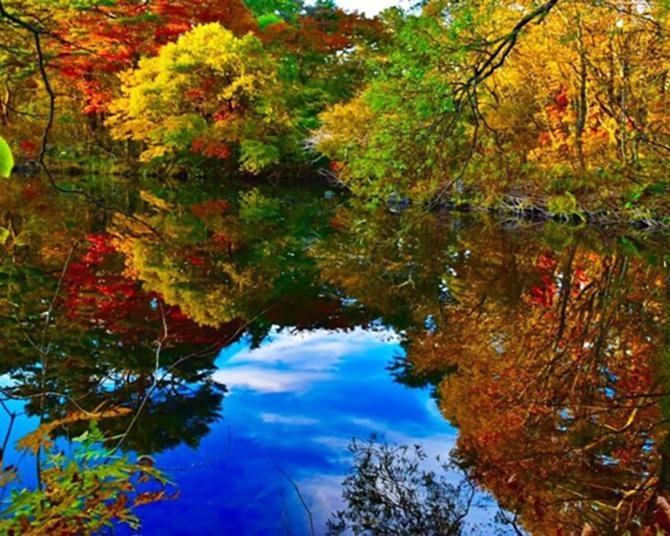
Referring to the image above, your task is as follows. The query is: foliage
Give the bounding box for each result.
[0,0,383,176]
[0,136,14,178]
[327,436,476,535]
[546,191,582,220]
[7,0,670,213]
[245,0,304,22]
[315,0,670,211]
[107,24,286,171]
[53,0,258,115]
[315,6,477,200]
[0,422,171,535]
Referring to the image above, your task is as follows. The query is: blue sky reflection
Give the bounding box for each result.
[125,327,468,535]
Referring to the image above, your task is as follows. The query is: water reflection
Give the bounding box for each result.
[318,205,670,532]
[403,238,670,533]
[1,182,670,533]
[127,328,463,535]
[328,437,482,536]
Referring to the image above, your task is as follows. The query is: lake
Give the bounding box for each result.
[0,179,668,534]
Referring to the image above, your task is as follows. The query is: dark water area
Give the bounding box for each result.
[1,178,670,534]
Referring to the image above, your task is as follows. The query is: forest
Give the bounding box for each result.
[2,1,670,218]
[2,0,670,535]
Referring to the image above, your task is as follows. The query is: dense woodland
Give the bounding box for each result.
[2,1,670,217]
[3,1,670,535]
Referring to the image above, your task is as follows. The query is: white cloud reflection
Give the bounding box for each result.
[213,327,401,393]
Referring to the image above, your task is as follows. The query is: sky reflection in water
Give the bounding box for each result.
[126,326,467,535]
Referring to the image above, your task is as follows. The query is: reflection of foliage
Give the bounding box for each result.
[315,205,670,534]
[0,182,372,461]
[93,382,227,454]
[383,234,670,533]
[0,423,171,535]
[0,192,236,456]
[314,205,459,330]
[431,248,670,534]
[239,188,282,223]
[113,185,356,329]
[327,437,476,536]
[10,171,670,535]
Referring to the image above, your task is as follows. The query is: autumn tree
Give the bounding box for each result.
[316,0,670,213]
[54,0,258,118]
[106,24,299,173]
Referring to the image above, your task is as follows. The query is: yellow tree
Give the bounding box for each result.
[107,23,293,173]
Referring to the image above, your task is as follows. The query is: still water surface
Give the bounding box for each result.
[1,181,668,534]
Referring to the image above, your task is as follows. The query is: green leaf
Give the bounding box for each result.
[0,136,14,178]
[257,13,283,29]
[620,236,641,257]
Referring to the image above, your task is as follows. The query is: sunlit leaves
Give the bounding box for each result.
[1,422,172,535]
[0,136,14,178]
[107,23,285,172]
[317,1,670,210]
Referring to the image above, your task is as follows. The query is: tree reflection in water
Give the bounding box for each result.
[327,436,477,536]
[319,204,670,533]
[2,183,670,533]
